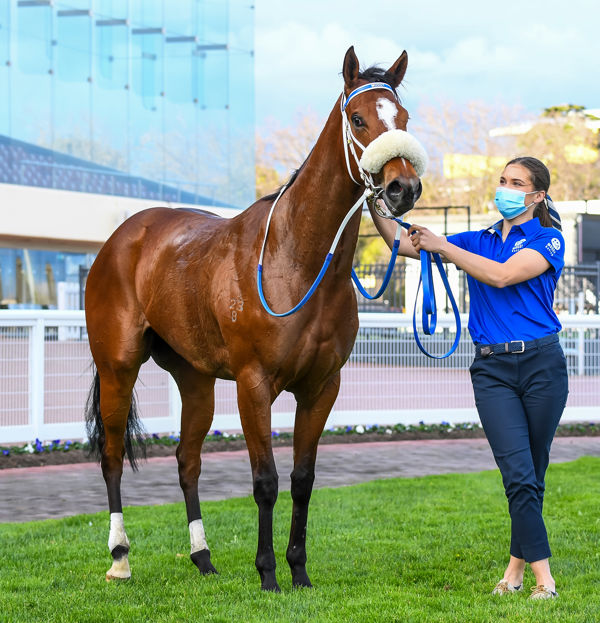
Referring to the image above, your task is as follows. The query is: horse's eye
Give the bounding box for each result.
[351,114,364,128]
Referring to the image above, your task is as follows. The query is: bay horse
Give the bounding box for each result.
[84,46,425,591]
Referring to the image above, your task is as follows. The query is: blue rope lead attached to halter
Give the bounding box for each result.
[257,254,334,318]
[257,184,461,356]
[412,246,462,359]
[352,220,461,359]
[351,231,401,299]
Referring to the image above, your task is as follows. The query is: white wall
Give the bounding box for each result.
[0,183,241,252]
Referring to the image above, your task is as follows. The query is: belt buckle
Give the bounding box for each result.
[511,340,525,353]
[479,345,493,357]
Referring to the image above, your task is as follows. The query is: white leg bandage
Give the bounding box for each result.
[189,519,209,554]
[108,512,130,551]
[106,512,131,580]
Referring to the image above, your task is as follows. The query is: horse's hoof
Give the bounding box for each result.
[191,549,219,575]
[105,572,131,582]
[106,554,131,581]
[260,571,281,592]
[261,580,281,593]
[292,577,313,589]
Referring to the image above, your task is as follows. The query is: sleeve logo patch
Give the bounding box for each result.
[545,237,561,256]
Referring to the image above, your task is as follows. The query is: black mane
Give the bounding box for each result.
[261,65,399,203]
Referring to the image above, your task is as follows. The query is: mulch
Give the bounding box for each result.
[1,426,597,470]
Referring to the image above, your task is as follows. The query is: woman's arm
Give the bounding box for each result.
[408,224,551,287]
[368,202,420,259]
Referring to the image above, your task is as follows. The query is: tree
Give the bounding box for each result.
[255,110,321,199]
[412,99,524,213]
[516,106,600,200]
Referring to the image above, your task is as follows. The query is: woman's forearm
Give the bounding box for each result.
[438,241,508,287]
[368,203,419,259]
[367,202,396,249]
[438,240,549,288]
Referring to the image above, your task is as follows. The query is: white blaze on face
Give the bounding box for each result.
[376,97,398,131]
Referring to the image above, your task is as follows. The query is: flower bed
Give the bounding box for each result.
[1,421,599,470]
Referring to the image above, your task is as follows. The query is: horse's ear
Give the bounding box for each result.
[343,46,360,88]
[387,51,408,88]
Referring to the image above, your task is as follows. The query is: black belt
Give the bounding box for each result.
[475,333,559,358]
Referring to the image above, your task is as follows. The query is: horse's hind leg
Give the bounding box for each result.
[171,364,218,575]
[97,366,143,581]
[287,373,341,588]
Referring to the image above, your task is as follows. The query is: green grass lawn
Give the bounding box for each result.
[0,457,598,623]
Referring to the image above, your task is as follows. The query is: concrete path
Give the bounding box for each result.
[0,437,598,523]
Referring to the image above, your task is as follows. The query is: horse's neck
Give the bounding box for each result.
[272,104,364,274]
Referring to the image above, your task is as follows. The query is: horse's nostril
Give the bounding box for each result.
[386,180,404,201]
[416,180,423,199]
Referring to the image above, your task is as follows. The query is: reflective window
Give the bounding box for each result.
[0,0,254,208]
[0,248,95,309]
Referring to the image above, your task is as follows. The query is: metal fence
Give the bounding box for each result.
[1,310,599,444]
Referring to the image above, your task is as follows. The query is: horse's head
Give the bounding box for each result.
[341,46,426,218]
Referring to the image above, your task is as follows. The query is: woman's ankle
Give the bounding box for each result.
[503,574,523,587]
[533,575,555,590]
[504,557,525,586]
[529,558,554,590]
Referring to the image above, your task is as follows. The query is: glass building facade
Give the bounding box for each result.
[0,0,254,308]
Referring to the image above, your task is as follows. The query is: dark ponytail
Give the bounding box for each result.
[505,156,554,228]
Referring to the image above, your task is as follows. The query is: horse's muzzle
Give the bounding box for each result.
[383,176,423,216]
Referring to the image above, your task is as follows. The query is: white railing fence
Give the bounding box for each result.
[1,310,599,444]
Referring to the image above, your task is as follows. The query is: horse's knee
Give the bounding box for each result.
[290,465,315,506]
[177,454,201,492]
[253,471,279,508]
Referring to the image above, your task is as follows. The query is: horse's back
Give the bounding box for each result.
[175,207,223,219]
[97,207,228,259]
[87,207,227,304]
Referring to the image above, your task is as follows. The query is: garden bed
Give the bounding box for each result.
[1,422,598,470]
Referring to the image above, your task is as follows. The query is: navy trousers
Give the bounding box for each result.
[469,339,568,563]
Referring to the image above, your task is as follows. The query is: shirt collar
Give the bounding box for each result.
[486,217,542,237]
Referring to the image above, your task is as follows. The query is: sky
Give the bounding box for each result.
[254,0,600,130]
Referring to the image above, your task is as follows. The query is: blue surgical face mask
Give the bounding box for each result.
[494,187,539,220]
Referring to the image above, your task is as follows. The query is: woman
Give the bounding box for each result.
[370,157,568,600]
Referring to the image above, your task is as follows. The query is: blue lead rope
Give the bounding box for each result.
[257,254,334,318]
[258,210,461,358]
[352,220,461,359]
[413,248,462,359]
[351,237,400,299]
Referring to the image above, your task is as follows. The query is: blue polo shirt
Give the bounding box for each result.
[446,218,564,344]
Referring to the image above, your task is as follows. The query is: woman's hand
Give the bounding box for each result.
[407,224,447,254]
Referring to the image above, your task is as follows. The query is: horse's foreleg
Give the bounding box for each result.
[287,373,341,588]
[99,372,138,581]
[174,371,218,575]
[236,372,279,592]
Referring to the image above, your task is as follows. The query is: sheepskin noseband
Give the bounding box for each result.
[359,129,428,177]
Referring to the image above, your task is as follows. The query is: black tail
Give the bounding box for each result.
[84,369,147,471]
